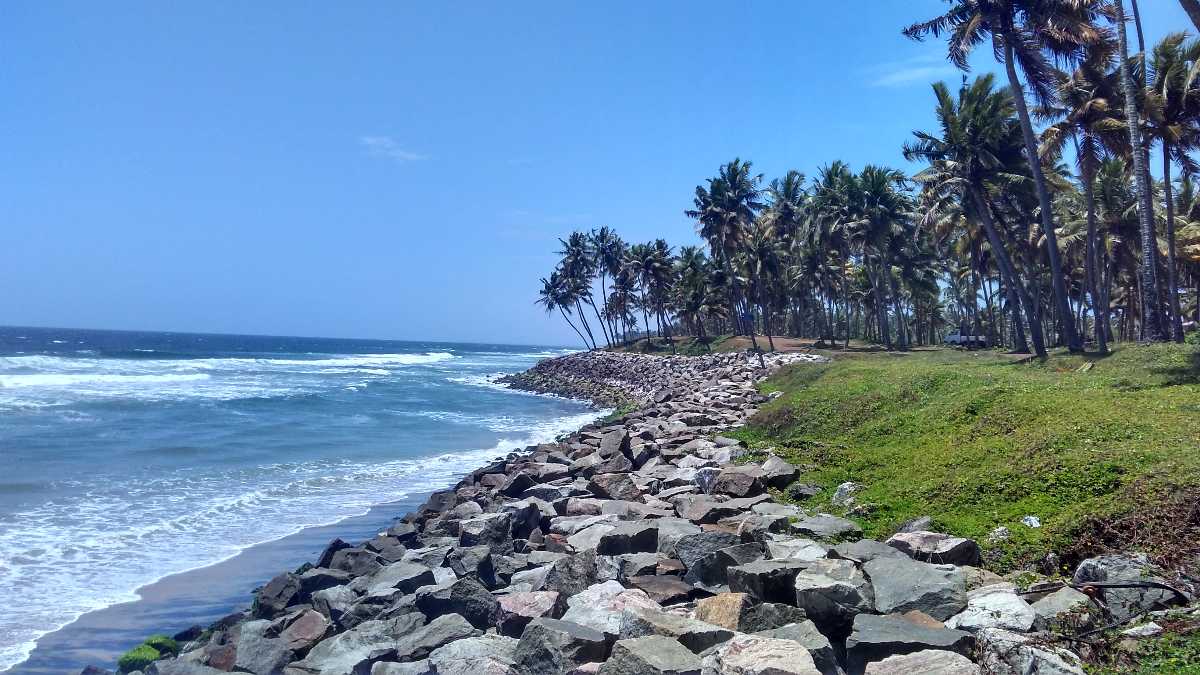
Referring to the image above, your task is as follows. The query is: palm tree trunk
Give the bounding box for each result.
[1182,0,1200,33]
[1114,0,1166,342]
[972,186,1046,357]
[574,300,598,350]
[1006,282,1030,353]
[1082,156,1109,353]
[1163,147,1186,342]
[868,263,893,349]
[559,307,591,349]
[1002,40,1082,352]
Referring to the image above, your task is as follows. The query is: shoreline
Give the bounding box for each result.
[11,381,607,675]
[72,349,1188,675]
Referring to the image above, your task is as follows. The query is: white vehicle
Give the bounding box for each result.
[943,329,987,348]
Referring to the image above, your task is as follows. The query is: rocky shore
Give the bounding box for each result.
[94,350,1197,675]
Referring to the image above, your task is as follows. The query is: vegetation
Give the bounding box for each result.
[117,644,162,674]
[731,343,1200,572]
[536,2,1200,356]
[1092,630,1200,673]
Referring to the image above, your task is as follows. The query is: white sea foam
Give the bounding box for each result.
[0,406,604,672]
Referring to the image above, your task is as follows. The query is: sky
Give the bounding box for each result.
[0,1,1192,346]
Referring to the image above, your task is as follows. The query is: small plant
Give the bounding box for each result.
[143,634,179,657]
[117,644,160,673]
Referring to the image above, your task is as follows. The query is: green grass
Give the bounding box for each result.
[1090,632,1200,674]
[117,644,161,673]
[731,344,1200,572]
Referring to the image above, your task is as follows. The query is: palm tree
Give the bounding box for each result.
[905,74,1048,357]
[1113,0,1167,340]
[590,227,625,345]
[1145,32,1200,342]
[537,271,592,349]
[1040,44,1127,352]
[744,219,783,351]
[557,231,610,348]
[904,0,1109,352]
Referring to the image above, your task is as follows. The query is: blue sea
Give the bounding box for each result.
[0,326,598,673]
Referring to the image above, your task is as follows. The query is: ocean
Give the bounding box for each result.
[0,326,599,673]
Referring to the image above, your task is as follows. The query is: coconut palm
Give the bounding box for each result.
[537,271,593,349]
[1145,32,1200,341]
[557,231,610,348]
[904,0,1110,352]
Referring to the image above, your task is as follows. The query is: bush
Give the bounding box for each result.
[117,644,161,673]
[143,634,179,657]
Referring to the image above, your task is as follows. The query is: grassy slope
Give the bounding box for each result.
[732,344,1200,572]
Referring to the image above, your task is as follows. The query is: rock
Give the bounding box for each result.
[792,559,874,634]
[830,482,861,508]
[371,662,432,675]
[1072,553,1184,621]
[1031,587,1091,623]
[828,540,906,564]
[299,568,353,597]
[276,608,331,651]
[727,559,810,604]
[619,605,735,653]
[710,466,764,498]
[329,548,384,577]
[597,521,659,555]
[312,585,357,626]
[497,591,564,637]
[255,573,301,618]
[600,430,631,458]
[626,575,697,605]
[500,472,536,497]
[863,650,980,674]
[599,635,701,675]
[1121,621,1163,638]
[543,550,599,597]
[684,543,765,590]
[393,613,480,662]
[148,663,229,675]
[655,518,705,558]
[560,580,661,639]
[764,536,828,562]
[367,562,436,596]
[699,635,821,675]
[791,515,861,542]
[752,621,840,675]
[675,532,741,570]
[976,627,1085,675]
[568,522,618,553]
[693,593,754,631]
[864,557,966,621]
[945,585,1040,633]
[317,539,353,569]
[459,512,514,555]
[844,614,975,674]
[894,516,932,533]
[427,633,519,675]
[885,531,981,566]
[512,618,611,675]
[235,619,296,675]
[760,455,799,490]
[588,473,644,502]
[738,603,808,632]
[414,576,499,629]
[786,484,823,501]
[284,613,425,675]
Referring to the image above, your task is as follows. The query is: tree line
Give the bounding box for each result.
[538,0,1200,357]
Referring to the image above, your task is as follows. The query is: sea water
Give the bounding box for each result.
[0,327,598,672]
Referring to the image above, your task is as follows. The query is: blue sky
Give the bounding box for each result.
[0,2,1190,345]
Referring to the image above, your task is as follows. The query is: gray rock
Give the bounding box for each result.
[1031,587,1091,622]
[459,512,514,555]
[710,466,764,498]
[255,572,301,618]
[945,586,1040,633]
[367,562,436,596]
[497,590,565,637]
[828,540,906,564]
[830,482,862,508]
[626,575,697,605]
[699,635,821,675]
[675,532,741,570]
[542,550,599,597]
[792,558,874,634]
[512,618,611,675]
[728,559,810,604]
[599,635,701,675]
[561,580,661,639]
[760,455,800,490]
[885,531,981,566]
[1072,553,1184,621]
[370,662,432,675]
[753,621,841,675]
[765,536,828,562]
[844,614,974,674]
[864,557,966,621]
[786,483,823,501]
[414,576,499,628]
[393,613,480,662]
[597,521,659,555]
[588,473,644,502]
[976,627,1084,674]
[284,613,426,675]
[600,430,631,458]
[427,633,519,675]
[684,543,765,590]
[863,650,980,674]
[791,515,861,542]
[147,663,227,675]
[619,605,735,653]
[235,619,295,675]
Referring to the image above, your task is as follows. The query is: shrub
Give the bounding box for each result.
[143,634,179,657]
[117,644,160,673]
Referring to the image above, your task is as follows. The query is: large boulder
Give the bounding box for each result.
[791,515,861,542]
[844,614,974,674]
[512,618,611,675]
[560,581,661,639]
[596,521,659,556]
[792,559,874,634]
[885,531,981,566]
[598,635,702,675]
[588,473,644,502]
[255,573,302,618]
[699,635,821,675]
[684,543,765,590]
[728,559,810,604]
[753,621,841,675]
[863,558,966,621]
[459,512,515,555]
[760,455,799,490]
[675,532,741,570]
[619,605,735,654]
[975,627,1085,675]
[427,633,519,675]
[284,613,426,675]
[414,576,499,629]
[496,591,565,637]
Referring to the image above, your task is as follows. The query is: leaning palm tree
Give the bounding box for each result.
[904,0,1110,352]
[557,231,610,348]
[537,271,593,349]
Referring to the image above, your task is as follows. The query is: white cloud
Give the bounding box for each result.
[867,53,959,88]
[359,136,429,162]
